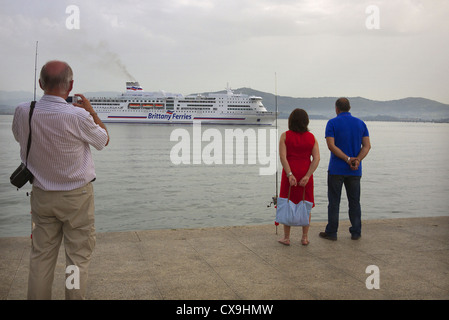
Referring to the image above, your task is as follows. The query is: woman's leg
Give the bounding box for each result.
[278,225,291,245]
[301,212,311,245]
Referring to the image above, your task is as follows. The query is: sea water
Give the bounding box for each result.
[1,115,448,237]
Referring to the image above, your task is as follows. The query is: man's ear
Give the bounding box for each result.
[68,80,74,93]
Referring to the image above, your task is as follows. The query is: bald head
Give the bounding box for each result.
[39,60,73,97]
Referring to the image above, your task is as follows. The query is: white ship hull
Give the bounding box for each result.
[98,110,276,125]
[90,82,277,126]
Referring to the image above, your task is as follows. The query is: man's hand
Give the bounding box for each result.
[73,94,95,115]
[349,157,360,170]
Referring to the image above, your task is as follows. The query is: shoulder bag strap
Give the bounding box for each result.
[25,101,36,166]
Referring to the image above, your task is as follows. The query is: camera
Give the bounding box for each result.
[10,162,34,188]
[66,96,81,103]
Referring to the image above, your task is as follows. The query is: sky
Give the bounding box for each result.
[1,0,448,103]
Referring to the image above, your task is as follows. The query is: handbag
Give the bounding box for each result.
[10,101,36,189]
[276,185,312,226]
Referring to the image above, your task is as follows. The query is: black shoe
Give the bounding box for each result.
[351,234,361,240]
[319,232,337,241]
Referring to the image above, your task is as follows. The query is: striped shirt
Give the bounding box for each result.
[12,95,108,191]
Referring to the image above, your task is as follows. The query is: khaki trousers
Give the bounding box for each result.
[27,182,96,300]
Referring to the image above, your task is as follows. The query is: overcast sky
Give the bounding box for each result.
[1,0,448,103]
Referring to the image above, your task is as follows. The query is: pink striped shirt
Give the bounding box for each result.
[12,95,108,191]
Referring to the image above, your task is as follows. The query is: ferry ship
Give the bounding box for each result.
[89,82,277,125]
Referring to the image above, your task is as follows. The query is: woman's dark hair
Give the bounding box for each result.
[288,108,309,133]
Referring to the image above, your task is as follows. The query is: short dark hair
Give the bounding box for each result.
[335,97,351,112]
[288,108,309,133]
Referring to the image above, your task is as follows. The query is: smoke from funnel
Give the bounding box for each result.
[86,41,136,81]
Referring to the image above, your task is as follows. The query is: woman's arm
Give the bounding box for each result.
[299,138,320,187]
[279,132,297,186]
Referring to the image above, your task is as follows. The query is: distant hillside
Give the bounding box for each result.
[0,91,119,115]
[0,91,37,114]
[2,89,449,122]
[202,88,449,122]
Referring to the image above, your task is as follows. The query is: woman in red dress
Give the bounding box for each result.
[278,109,320,246]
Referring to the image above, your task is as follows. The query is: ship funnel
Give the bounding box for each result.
[126,82,143,91]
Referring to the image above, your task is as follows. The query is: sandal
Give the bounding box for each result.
[278,238,290,246]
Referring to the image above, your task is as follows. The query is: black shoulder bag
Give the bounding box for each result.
[10,101,36,189]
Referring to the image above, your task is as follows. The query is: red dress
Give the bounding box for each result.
[280,130,315,206]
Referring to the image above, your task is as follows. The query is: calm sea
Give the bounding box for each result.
[1,115,448,238]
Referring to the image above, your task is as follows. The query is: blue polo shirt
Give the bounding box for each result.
[325,112,369,176]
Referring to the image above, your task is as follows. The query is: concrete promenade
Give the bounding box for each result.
[1,216,448,300]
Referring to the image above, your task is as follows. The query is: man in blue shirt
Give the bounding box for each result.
[319,98,371,240]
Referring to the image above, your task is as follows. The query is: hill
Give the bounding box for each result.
[203,88,449,122]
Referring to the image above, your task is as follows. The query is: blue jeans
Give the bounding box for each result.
[325,174,362,237]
